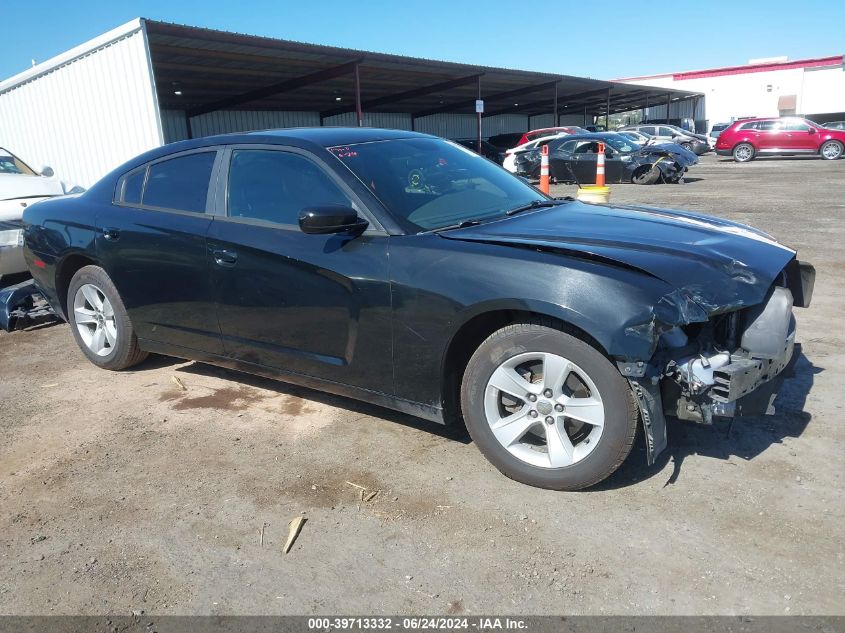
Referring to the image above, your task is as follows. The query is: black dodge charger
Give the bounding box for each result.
[21,128,814,490]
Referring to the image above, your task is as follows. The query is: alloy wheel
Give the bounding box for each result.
[734,144,753,162]
[821,141,842,160]
[73,283,117,357]
[483,352,605,469]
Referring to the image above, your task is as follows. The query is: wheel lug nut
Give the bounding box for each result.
[545,416,555,425]
[527,394,537,402]
[529,410,538,418]
[543,389,553,398]
[555,403,564,412]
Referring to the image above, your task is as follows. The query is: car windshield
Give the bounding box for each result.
[329,138,547,232]
[0,149,36,176]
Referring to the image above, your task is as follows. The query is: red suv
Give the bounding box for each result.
[716,117,845,162]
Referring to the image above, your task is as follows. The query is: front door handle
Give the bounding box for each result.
[212,249,238,266]
[102,227,121,241]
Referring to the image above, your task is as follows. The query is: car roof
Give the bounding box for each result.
[733,116,811,123]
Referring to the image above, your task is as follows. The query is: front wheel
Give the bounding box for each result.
[820,140,843,160]
[631,165,660,185]
[460,321,638,490]
[67,265,148,370]
[733,143,755,162]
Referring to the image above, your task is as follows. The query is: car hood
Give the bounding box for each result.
[0,173,64,202]
[439,201,796,319]
[640,142,698,165]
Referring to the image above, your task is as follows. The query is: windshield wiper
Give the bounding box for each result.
[430,219,484,233]
[505,199,568,216]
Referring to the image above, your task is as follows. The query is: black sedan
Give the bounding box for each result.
[21,128,813,490]
[515,133,697,185]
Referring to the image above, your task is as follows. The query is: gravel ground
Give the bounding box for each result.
[0,154,843,616]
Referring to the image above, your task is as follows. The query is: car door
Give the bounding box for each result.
[206,145,393,393]
[569,140,622,183]
[782,119,818,151]
[97,148,224,354]
[753,120,782,151]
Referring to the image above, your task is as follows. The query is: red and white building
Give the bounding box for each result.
[616,55,845,134]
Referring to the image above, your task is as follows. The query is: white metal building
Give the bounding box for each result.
[0,18,698,188]
[617,55,845,134]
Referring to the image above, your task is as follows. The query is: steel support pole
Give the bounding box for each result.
[354,63,363,127]
[606,89,611,130]
[553,82,558,127]
[477,75,482,153]
[666,92,671,123]
[185,112,193,140]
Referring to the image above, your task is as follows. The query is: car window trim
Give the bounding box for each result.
[113,147,224,216]
[213,143,387,235]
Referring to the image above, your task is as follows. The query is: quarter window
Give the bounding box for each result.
[227,150,351,226]
[142,152,216,213]
[122,169,145,205]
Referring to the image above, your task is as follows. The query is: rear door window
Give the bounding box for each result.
[142,152,217,213]
[639,126,657,135]
[783,120,811,131]
[227,150,352,226]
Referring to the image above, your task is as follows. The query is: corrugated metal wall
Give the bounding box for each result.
[0,27,162,188]
[642,98,704,122]
[163,110,532,142]
[322,112,413,130]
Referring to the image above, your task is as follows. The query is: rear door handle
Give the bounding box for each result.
[212,249,238,266]
[102,227,121,241]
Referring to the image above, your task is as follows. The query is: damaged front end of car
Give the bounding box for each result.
[625,258,815,464]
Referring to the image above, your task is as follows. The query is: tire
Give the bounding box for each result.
[460,320,638,490]
[631,165,660,185]
[680,142,693,152]
[820,140,843,160]
[733,143,755,162]
[67,265,148,370]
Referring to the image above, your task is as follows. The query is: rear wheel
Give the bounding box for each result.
[733,143,755,162]
[67,266,148,370]
[820,140,843,160]
[460,321,638,490]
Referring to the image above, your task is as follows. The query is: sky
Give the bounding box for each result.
[2,0,842,82]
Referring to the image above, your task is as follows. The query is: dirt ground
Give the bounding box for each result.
[1,155,843,616]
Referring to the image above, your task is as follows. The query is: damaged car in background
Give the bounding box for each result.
[515,133,697,185]
[18,128,813,490]
[1,147,80,277]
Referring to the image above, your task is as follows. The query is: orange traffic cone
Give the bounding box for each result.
[539,144,550,194]
[596,142,606,187]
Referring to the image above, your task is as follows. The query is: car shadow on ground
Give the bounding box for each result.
[129,345,818,487]
[150,357,473,444]
[596,345,820,491]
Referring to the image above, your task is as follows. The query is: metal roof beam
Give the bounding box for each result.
[413,81,558,117]
[187,59,362,118]
[320,73,483,118]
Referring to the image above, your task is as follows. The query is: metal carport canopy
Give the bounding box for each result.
[143,19,701,133]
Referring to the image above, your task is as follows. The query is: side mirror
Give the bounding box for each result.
[808,127,816,134]
[299,205,367,235]
[40,165,54,177]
